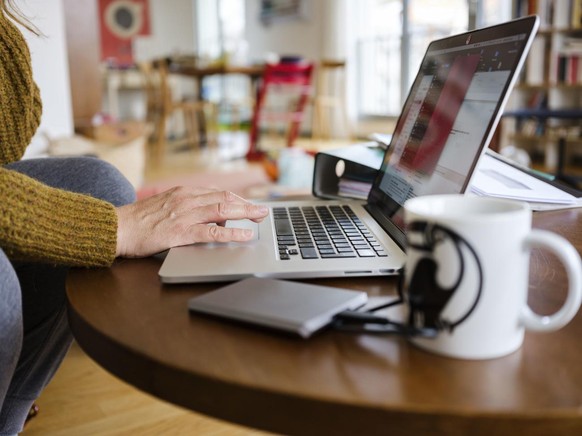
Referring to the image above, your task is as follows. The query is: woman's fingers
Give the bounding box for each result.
[188,223,255,244]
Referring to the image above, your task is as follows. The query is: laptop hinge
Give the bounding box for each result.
[364,204,406,250]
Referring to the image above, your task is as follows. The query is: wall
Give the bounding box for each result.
[63,0,102,128]
[244,0,324,64]
[62,0,196,125]
[19,0,74,142]
[242,0,370,138]
[113,0,196,120]
[133,0,196,61]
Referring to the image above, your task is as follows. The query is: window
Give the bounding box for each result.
[351,0,511,118]
[195,0,249,106]
[196,0,246,62]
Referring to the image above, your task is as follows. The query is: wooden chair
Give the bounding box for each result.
[139,59,217,163]
[247,61,314,161]
[311,59,350,140]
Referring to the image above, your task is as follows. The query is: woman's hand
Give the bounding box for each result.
[115,186,269,258]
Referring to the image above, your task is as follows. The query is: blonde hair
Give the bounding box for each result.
[1,0,41,35]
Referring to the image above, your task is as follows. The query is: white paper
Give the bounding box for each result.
[469,152,580,207]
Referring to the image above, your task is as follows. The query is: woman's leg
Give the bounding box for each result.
[6,156,136,207]
[0,157,135,434]
[0,249,23,436]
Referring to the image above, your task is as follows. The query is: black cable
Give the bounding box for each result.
[364,298,404,313]
[331,221,483,337]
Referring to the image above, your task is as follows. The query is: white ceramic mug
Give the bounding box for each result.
[403,194,582,359]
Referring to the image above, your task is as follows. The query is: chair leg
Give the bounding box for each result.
[151,114,167,164]
[341,100,351,139]
[182,107,196,151]
[247,84,268,160]
[322,104,331,140]
[206,102,219,149]
[286,91,310,148]
[311,100,322,140]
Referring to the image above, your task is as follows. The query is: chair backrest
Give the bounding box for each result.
[138,59,175,116]
[315,59,346,98]
[262,62,314,88]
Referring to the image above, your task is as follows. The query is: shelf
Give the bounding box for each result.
[538,27,582,35]
[516,83,582,90]
[506,1,582,162]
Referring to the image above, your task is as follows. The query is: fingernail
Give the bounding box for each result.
[257,206,269,214]
[244,229,253,238]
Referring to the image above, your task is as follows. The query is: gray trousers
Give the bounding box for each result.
[0,157,135,435]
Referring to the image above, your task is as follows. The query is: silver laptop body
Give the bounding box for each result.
[160,16,539,284]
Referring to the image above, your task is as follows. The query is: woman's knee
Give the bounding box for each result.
[7,156,136,207]
[71,157,136,207]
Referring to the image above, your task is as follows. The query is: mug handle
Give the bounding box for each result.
[520,230,582,332]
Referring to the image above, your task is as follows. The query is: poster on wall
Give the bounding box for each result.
[260,0,305,25]
[98,0,151,67]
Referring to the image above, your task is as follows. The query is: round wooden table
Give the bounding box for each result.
[66,208,582,436]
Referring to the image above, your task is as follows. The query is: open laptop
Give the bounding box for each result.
[160,16,539,284]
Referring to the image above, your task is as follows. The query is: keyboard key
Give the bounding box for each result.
[300,247,319,259]
[321,252,357,258]
[275,219,293,236]
[356,249,376,257]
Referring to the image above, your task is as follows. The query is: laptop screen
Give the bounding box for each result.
[367,16,539,241]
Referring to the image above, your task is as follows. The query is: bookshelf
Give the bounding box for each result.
[501,0,582,171]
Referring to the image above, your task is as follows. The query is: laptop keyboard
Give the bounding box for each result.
[272,205,388,260]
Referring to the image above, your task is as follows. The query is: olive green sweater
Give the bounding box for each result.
[0,12,118,266]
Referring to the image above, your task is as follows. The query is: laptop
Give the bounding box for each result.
[159,16,539,284]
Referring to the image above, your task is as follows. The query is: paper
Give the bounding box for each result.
[337,178,372,200]
[469,151,582,209]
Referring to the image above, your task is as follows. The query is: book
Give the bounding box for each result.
[526,37,546,84]
[573,0,582,28]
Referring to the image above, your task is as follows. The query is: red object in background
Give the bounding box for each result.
[247,62,314,161]
[98,0,151,66]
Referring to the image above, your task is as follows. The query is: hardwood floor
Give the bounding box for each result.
[23,342,269,436]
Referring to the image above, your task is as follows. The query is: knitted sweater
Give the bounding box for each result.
[0,12,118,266]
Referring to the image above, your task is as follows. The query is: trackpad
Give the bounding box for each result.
[225,219,260,242]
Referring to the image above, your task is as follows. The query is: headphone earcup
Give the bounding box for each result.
[408,257,438,303]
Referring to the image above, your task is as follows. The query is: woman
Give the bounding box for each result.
[0,2,268,433]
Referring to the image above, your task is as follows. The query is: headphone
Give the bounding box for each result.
[332,221,483,338]
[405,221,483,333]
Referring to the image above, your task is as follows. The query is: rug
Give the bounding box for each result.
[136,166,273,200]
